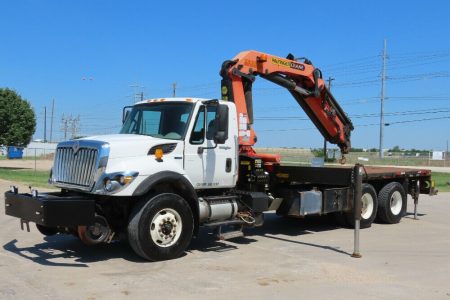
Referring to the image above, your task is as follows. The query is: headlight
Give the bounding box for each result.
[93,171,139,194]
[104,178,113,192]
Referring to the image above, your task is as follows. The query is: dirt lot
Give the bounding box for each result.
[1,179,450,299]
[0,159,53,171]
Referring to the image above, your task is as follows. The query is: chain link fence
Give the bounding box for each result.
[1,145,448,168]
[257,148,450,167]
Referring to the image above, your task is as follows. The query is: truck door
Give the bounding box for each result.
[184,104,235,188]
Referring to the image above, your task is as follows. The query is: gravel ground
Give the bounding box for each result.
[1,178,449,299]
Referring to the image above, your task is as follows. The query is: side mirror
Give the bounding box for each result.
[214,104,228,144]
[122,106,132,123]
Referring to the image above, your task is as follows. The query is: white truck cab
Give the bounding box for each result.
[51,98,239,197]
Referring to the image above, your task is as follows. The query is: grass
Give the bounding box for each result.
[432,172,450,193]
[0,168,54,189]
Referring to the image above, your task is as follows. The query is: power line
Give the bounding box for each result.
[259,115,450,132]
[255,108,450,121]
[383,115,450,126]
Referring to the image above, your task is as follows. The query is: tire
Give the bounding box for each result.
[77,215,112,245]
[36,224,58,236]
[377,182,407,224]
[345,184,378,229]
[127,193,194,261]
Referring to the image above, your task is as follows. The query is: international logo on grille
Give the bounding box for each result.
[72,141,80,154]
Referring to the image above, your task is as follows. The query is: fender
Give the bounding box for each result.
[133,171,199,234]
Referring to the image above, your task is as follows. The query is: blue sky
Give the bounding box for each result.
[1,0,449,150]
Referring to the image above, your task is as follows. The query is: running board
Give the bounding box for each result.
[218,230,244,240]
[202,219,245,240]
[202,219,246,227]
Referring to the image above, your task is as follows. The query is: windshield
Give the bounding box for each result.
[120,102,193,140]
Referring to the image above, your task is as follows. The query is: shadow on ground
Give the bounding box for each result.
[192,212,352,256]
[3,236,144,267]
[3,212,354,266]
[245,212,352,256]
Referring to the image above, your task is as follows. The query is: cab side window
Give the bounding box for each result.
[206,106,217,140]
[190,106,205,144]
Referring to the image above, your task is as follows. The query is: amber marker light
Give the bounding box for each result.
[155,148,164,160]
[258,54,268,62]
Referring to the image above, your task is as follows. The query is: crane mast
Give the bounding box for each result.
[220,50,353,162]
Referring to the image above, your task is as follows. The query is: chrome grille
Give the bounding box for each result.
[53,147,99,189]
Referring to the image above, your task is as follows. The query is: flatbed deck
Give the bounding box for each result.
[272,164,433,194]
[361,166,431,180]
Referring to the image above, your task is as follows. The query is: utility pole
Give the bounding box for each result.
[61,114,80,140]
[50,99,55,143]
[61,114,69,140]
[379,39,388,159]
[172,82,177,97]
[445,139,448,167]
[70,115,80,139]
[324,77,335,160]
[43,106,47,142]
[327,77,335,89]
[130,84,140,103]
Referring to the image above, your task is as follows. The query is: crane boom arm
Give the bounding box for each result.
[220,50,353,156]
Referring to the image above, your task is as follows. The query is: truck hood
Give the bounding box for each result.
[81,134,180,158]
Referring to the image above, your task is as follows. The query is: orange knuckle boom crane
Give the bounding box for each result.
[220,50,354,164]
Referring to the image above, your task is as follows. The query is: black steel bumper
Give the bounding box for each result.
[4,191,95,227]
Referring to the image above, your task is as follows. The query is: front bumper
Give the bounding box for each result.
[4,191,95,227]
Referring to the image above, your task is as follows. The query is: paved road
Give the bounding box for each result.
[1,179,449,299]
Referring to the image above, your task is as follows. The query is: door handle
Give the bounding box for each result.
[226,158,232,173]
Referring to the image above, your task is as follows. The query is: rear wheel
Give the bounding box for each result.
[345,184,378,228]
[128,193,193,261]
[377,182,407,224]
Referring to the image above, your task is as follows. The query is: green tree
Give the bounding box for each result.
[0,88,36,146]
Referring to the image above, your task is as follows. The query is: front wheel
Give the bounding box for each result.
[127,193,194,261]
